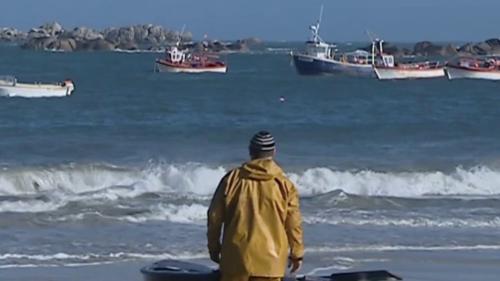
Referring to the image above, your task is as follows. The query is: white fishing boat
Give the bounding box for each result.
[0,76,75,98]
[374,60,445,80]
[446,57,500,80]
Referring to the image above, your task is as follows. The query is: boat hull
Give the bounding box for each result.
[445,66,500,80]
[155,60,227,74]
[292,54,374,77]
[0,83,74,98]
[141,259,402,281]
[374,67,445,80]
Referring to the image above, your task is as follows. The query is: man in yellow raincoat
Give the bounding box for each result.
[207,131,304,281]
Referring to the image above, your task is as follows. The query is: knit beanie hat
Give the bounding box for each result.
[249,131,276,152]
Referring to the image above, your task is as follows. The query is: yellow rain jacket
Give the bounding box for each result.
[207,158,304,278]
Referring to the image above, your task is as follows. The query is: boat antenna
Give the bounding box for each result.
[318,4,323,31]
[310,5,324,43]
[366,30,382,65]
[176,25,186,47]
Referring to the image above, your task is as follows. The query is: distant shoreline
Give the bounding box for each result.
[1,22,499,56]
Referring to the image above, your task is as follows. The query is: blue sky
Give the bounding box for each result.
[1,0,499,42]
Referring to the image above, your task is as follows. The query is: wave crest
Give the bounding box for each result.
[0,163,499,205]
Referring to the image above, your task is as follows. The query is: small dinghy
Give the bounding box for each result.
[374,60,445,80]
[0,76,75,98]
[141,260,402,281]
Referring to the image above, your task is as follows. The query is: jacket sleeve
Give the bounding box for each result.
[207,173,229,257]
[285,181,304,259]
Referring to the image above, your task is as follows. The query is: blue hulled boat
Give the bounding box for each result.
[292,8,381,77]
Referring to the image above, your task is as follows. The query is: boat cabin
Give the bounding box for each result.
[303,40,336,60]
[0,75,17,86]
[166,47,186,64]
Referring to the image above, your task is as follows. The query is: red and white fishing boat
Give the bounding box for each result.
[155,46,227,74]
[445,57,500,80]
[374,55,445,80]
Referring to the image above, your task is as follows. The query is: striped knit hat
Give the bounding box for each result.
[250,131,276,152]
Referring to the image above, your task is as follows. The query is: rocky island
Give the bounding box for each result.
[0,22,261,53]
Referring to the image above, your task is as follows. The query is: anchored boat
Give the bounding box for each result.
[445,57,500,80]
[291,7,382,77]
[141,260,403,281]
[374,60,445,80]
[155,46,227,74]
[0,76,75,98]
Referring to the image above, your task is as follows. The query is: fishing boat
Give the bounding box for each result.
[0,76,75,98]
[374,60,445,80]
[141,259,403,281]
[291,7,381,77]
[445,57,500,80]
[154,46,227,74]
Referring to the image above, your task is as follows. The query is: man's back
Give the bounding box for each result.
[207,158,304,279]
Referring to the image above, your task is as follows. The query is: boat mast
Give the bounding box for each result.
[310,5,324,43]
[366,30,381,65]
[176,25,186,47]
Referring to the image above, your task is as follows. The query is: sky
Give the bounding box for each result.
[1,0,499,42]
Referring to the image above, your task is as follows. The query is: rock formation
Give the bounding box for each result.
[2,22,255,52]
[413,41,458,57]
[0,27,26,42]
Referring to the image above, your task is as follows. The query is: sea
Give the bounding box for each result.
[0,44,499,281]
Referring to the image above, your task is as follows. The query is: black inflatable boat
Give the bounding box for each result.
[141,260,402,281]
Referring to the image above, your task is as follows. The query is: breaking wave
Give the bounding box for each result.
[0,163,499,215]
[1,163,499,200]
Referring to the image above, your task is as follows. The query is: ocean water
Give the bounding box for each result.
[0,44,500,281]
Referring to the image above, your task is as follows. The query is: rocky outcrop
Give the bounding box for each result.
[8,22,255,52]
[0,27,26,42]
[414,41,441,56]
[413,41,458,56]
[19,22,185,51]
[69,27,103,41]
[357,39,500,58]
[77,38,115,51]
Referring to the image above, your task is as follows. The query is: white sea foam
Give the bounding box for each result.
[120,203,208,223]
[289,166,500,197]
[304,256,388,275]
[306,244,500,253]
[0,251,208,268]
[48,207,500,227]
[1,245,497,269]
[304,215,500,228]
[49,203,208,224]
[0,163,225,197]
[1,163,499,214]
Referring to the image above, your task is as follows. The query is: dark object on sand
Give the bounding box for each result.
[140,260,402,281]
